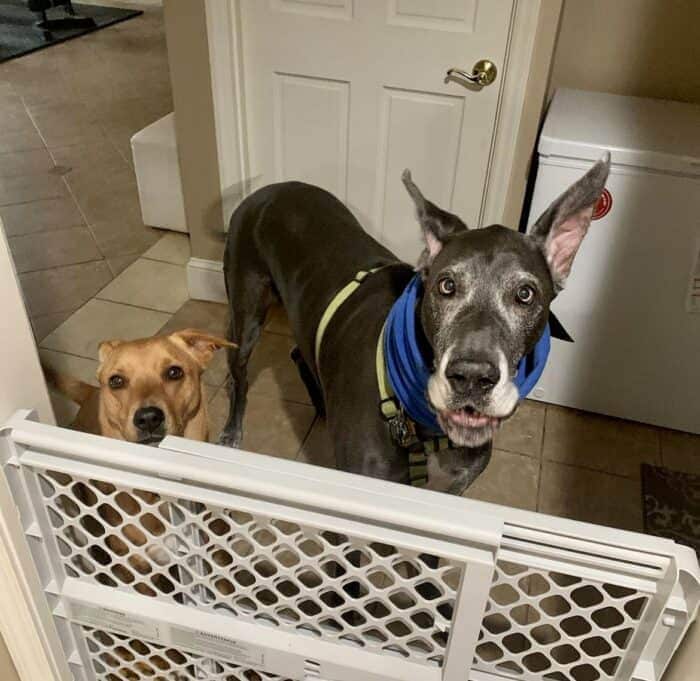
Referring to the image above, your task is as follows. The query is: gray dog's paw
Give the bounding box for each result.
[218,430,241,448]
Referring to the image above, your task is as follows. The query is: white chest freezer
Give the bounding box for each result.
[527,89,700,434]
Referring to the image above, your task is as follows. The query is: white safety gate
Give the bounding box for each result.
[1,411,698,681]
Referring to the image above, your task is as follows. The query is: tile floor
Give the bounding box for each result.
[1,4,699,540]
[0,4,170,337]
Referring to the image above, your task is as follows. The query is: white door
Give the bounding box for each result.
[240,0,514,261]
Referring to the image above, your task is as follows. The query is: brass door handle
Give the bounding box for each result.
[446,59,497,88]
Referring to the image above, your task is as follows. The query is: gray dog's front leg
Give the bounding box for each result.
[425,444,492,495]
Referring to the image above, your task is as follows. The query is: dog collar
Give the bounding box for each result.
[380,274,551,435]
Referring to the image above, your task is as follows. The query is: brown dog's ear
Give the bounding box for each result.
[170,329,237,368]
[98,339,123,363]
[529,152,611,291]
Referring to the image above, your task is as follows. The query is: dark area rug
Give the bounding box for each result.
[0,1,141,63]
[642,464,700,556]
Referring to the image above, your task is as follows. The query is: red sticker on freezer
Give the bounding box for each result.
[592,188,612,220]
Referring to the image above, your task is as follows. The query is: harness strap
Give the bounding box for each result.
[314,268,383,368]
[376,324,397,420]
[376,323,451,488]
[313,266,451,489]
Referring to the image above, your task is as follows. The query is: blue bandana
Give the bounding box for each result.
[383,275,550,435]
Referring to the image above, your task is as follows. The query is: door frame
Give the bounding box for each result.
[203,0,563,231]
[0,221,68,681]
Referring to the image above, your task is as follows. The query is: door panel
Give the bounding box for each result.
[273,74,350,200]
[375,88,464,260]
[272,0,354,21]
[388,0,478,32]
[240,0,513,261]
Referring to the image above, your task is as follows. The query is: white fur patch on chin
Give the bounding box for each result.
[486,350,519,417]
[427,344,453,411]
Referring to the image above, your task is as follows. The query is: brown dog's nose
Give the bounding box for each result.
[446,358,500,395]
[133,406,165,433]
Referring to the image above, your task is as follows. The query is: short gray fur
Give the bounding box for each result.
[219,155,610,493]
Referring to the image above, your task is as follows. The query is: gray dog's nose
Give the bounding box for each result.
[133,406,165,433]
[445,358,500,395]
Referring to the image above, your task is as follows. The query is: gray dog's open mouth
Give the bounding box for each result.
[436,406,509,447]
[441,406,502,429]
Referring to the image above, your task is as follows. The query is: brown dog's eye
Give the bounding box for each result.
[438,277,456,296]
[516,285,535,305]
[166,365,184,381]
[109,375,125,389]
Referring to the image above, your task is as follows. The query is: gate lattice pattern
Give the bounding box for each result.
[37,469,462,667]
[473,557,651,681]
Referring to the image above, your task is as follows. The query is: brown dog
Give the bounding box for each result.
[44,329,236,595]
[46,328,235,444]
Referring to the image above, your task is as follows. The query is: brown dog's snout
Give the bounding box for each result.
[133,406,165,434]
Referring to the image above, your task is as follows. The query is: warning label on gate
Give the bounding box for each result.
[70,602,161,641]
[170,627,264,667]
[68,599,266,669]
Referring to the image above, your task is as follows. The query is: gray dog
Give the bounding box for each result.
[219,154,610,493]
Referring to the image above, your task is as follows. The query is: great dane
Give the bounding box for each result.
[219,155,610,493]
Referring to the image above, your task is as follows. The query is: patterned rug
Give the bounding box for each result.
[642,464,700,556]
[0,1,141,63]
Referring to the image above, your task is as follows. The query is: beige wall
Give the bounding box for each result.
[550,0,700,104]
[163,0,223,262]
[0,635,20,681]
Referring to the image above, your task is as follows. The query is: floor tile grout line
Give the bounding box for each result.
[140,253,190,267]
[493,444,541,460]
[91,294,178,317]
[656,426,663,467]
[247,392,314,410]
[16,258,110,279]
[261,328,295,339]
[57,169,110,265]
[536,406,549,513]
[13,257,106,276]
[294,415,319,461]
[86,250,187,311]
[294,414,318,460]
[22,96,112,274]
[3,221,89,239]
[38,297,175,348]
[38,346,99,365]
[539,455,646,480]
[0,195,64,210]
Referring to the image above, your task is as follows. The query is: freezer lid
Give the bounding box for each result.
[538,89,700,176]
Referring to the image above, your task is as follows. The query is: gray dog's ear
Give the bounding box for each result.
[402,169,467,270]
[529,152,611,290]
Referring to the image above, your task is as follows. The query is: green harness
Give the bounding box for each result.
[314,268,453,487]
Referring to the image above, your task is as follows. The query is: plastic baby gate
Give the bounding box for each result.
[1,410,698,681]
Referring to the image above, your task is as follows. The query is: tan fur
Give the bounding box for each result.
[45,329,235,581]
[45,329,235,443]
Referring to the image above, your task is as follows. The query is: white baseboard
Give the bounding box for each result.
[186,258,226,303]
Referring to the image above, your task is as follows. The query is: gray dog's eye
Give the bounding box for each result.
[108,375,125,389]
[438,277,456,296]
[516,285,535,305]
